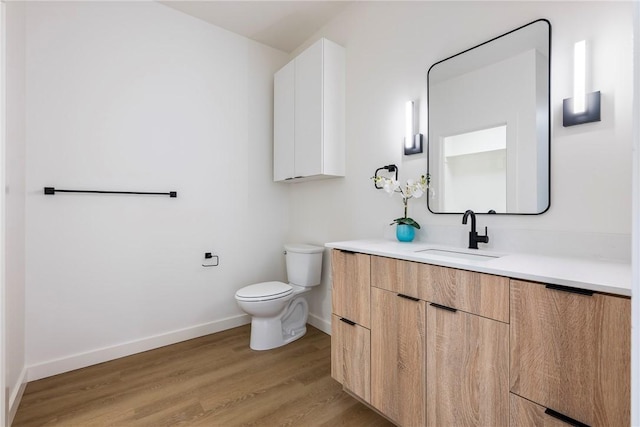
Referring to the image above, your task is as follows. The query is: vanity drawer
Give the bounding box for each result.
[423,266,509,323]
[371,255,421,299]
[331,249,370,328]
[331,314,371,403]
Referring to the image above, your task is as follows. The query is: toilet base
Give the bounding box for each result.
[249,295,309,351]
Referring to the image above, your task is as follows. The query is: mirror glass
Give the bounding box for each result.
[427,19,550,214]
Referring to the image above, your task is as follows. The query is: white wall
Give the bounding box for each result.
[0,2,6,423]
[24,1,289,380]
[286,2,634,331]
[4,0,27,423]
[631,2,639,425]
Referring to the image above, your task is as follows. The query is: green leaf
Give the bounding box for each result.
[390,217,421,229]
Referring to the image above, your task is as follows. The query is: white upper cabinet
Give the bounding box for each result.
[273,38,345,182]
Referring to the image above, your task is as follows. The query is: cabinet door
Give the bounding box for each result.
[294,40,323,178]
[510,279,630,426]
[510,393,573,427]
[371,287,425,427]
[273,60,295,181]
[331,314,370,403]
[331,250,370,328]
[426,303,509,426]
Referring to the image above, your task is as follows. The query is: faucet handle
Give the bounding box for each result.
[480,226,490,244]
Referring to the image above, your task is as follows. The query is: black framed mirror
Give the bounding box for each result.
[427,19,551,215]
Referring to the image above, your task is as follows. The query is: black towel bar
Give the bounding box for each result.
[44,187,177,198]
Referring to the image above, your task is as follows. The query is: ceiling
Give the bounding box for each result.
[159,1,353,53]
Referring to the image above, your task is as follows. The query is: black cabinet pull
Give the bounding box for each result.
[544,408,590,427]
[339,317,356,326]
[429,302,457,312]
[397,293,420,302]
[545,284,593,296]
[339,249,356,255]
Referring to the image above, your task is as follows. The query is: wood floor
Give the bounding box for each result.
[13,325,393,427]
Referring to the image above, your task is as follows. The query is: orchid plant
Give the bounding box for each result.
[372,174,430,229]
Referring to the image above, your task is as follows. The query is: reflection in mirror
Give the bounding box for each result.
[427,19,550,214]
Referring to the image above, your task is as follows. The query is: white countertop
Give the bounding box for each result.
[325,239,631,297]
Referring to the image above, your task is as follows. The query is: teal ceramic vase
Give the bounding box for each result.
[396,224,416,242]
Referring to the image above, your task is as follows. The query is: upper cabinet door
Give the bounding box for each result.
[273,60,295,181]
[273,38,345,182]
[510,279,631,427]
[294,41,324,178]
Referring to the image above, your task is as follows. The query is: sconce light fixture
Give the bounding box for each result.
[563,40,601,127]
[404,100,423,155]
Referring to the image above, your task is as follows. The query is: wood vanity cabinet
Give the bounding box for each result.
[371,286,426,427]
[370,255,508,427]
[510,279,631,427]
[330,250,371,402]
[331,250,631,427]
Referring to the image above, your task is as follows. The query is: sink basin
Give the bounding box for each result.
[415,249,500,261]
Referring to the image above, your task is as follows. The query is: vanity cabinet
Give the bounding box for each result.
[369,255,508,427]
[273,38,345,182]
[371,286,425,427]
[331,249,630,427]
[510,279,631,426]
[330,250,371,403]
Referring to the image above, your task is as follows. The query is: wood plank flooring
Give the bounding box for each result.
[13,325,393,427]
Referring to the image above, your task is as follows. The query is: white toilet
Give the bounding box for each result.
[235,244,323,350]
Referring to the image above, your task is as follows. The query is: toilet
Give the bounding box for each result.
[235,244,323,350]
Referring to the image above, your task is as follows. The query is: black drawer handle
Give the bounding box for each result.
[429,302,457,312]
[338,249,356,254]
[339,317,356,326]
[397,293,420,302]
[544,408,590,427]
[545,284,593,296]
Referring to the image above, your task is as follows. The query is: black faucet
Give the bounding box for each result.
[462,210,489,249]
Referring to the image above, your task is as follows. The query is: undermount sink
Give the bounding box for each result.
[415,248,500,261]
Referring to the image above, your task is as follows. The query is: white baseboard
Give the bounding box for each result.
[7,367,27,426]
[308,313,331,335]
[27,314,251,382]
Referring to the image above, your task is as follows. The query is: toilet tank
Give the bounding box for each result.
[284,244,324,287]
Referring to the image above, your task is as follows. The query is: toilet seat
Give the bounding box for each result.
[235,281,293,302]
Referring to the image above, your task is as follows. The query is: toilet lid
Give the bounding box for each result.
[235,281,293,302]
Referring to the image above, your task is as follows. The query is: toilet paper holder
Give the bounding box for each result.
[202,252,219,267]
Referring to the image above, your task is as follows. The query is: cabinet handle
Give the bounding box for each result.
[545,284,593,296]
[429,302,457,312]
[544,408,590,427]
[397,293,420,302]
[339,249,356,255]
[339,317,356,326]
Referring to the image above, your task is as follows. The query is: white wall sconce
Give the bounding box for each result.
[563,40,601,127]
[404,100,423,155]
